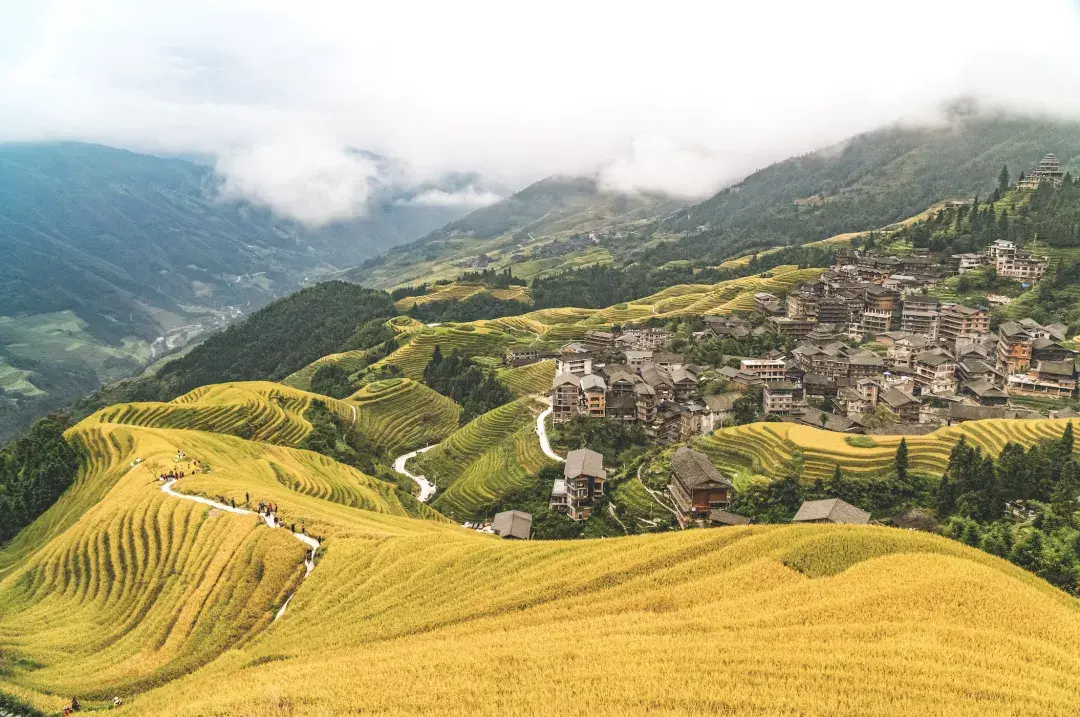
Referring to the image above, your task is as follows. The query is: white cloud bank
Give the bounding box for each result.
[402,188,504,208]
[2,0,1080,224]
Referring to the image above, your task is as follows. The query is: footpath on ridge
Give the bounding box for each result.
[160,477,319,621]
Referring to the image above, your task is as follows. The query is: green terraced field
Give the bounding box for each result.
[415,397,553,519]
[346,378,462,454]
[496,360,556,398]
[371,325,522,379]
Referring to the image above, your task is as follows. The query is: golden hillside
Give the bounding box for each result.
[1,404,1080,715]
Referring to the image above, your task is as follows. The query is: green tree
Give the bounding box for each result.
[732,394,759,425]
[1051,459,1080,526]
[894,438,908,483]
[1060,421,1074,457]
[1010,529,1045,571]
[998,164,1010,192]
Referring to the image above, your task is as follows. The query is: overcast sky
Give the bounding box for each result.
[3,0,1080,224]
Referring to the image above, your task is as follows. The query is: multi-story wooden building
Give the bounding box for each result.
[551,373,581,423]
[1006,361,1078,398]
[739,358,787,383]
[763,381,804,415]
[938,305,989,344]
[913,350,957,395]
[996,321,1034,375]
[563,449,607,521]
[579,374,607,418]
[668,447,734,525]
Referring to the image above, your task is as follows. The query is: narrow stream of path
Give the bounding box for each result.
[393,445,438,502]
[161,478,319,620]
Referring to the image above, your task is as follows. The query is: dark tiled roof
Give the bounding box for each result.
[792,498,870,524]
[709,509,752,526]
[1038,360,1077,377]
[565,449,606,480]
[671,447,732,490]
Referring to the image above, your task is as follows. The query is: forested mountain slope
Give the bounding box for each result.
[352,175,681,289]
[0,143,493,440]
[363,113,1080,291]
[646,113,1080,264]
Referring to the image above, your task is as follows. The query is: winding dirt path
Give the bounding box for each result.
[161,478,319,620]
[535,406,564,463]
[636,464,680,522]
[393,446,438,502]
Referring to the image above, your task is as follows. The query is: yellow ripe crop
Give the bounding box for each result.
[87,381,354,447]
[345,378,461,454]
[496,360,556,398]
[3,406,1080,716]
[700,418,1080,479]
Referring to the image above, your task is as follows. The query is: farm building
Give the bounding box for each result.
[792,498,870,525]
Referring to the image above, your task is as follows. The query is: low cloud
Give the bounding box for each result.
[599,136,733,199]
[215,138,379,225]
[3,0,1080,224]
[402,187,504,208]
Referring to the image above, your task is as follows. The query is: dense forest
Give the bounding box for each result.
[530,244,837,310]
[406,293,531,323]
[0,415,80,543]
[422,347,512,423]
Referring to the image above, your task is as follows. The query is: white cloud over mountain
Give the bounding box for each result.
[2,0,1080,223]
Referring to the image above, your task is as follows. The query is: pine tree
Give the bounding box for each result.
[895,438,909,483]
[1061,421,1074,457]
[976,455,1002,522]
[828,464,845,499]
[1051,459,1080,526]
[996,442,1027,502]
[998,164,1010,192]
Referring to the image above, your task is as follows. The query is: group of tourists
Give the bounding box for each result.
[61,696,122,714]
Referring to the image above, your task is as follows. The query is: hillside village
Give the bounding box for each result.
[485,156,1079,532]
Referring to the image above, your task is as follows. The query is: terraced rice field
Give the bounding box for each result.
[5,403,1080,714]
[699,418,1080,480]
[613,267,826,320]
[490,286,531,302]
[584,303,656,324]
[372,325,521,379]
[346,379,461,454]
[371,326,522,380]
[416,397,553,518]
[38,522,1080,717]
[393,283,487,310]
[89,382,353,446]
[496,360,556,398]
[282,349,381,391]
[0,418,447,707]
[283,318,423,390]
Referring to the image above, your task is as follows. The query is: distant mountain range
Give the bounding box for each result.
[359,113,1080,289]
[0,142,504,440]
[5,111,1080,442]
